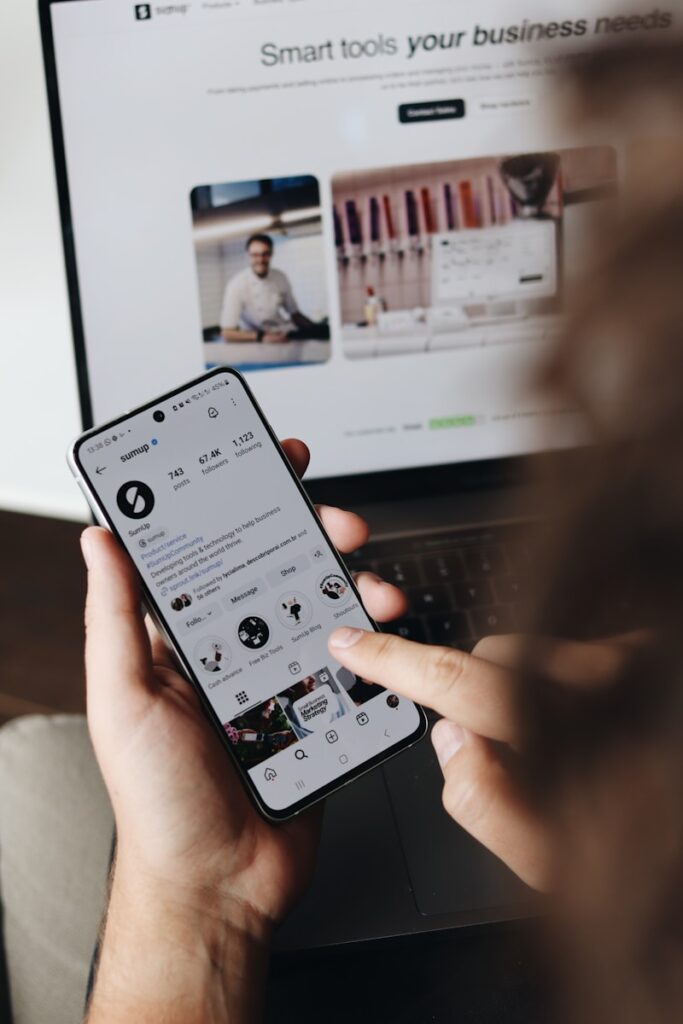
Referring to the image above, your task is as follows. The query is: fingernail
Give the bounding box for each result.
[80,531,93,569]
[329,627,365,649]
[432,720,465,769]
[354,571,378,584]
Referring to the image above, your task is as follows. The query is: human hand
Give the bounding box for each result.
[328,628,631,890]
[82,438,407,937]
[262,331,289,343]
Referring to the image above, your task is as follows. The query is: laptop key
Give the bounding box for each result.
[345,541,380,563]
[407,584,452,614]
[381,617,427,643]
[451,579,494,608]
[426,612,470,645]
[375,558,422,586]
[464,545,507,578]
[422,554,466,581]
[470,605,516,636]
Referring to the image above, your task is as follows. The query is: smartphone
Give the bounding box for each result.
[69,367,427,821]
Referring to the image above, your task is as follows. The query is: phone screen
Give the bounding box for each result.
[72,368,426,818]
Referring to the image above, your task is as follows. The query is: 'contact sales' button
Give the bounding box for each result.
[398,98,465,124]
[266,553,310,588]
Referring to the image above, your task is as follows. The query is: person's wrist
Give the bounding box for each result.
[113,845,274,946]
[89,853,272,1024]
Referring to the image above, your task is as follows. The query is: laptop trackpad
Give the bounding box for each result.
[382,737,529,916]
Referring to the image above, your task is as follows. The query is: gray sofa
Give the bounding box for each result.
[0,716,113,1024]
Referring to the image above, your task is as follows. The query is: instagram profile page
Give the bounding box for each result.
[76,372,422,811]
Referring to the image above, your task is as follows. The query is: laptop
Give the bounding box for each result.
[40,0,619,950]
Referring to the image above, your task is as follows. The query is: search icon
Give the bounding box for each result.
[294,748,308,760]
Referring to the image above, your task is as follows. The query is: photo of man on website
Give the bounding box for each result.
[190,175,331,372]
[332,146,617,361]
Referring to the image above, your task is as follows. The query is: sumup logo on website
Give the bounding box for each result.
[134,3,192,18]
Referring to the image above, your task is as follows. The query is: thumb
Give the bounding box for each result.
[82,527,155,725]
[431,720,550,891]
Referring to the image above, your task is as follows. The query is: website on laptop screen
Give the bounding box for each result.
[47,0,673,479]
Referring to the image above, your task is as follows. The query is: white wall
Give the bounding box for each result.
[0,0,87,521]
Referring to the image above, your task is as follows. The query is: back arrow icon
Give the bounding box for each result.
[95,466,106,475]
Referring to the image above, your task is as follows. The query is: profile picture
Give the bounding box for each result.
[190,175,331,372]
[236,615,270,651]
[317,572,351,606]
[275,591,312,630]
[224,697,298,770]
[386,694,400,709]
[170,593,192,612]
[193,636,230,674]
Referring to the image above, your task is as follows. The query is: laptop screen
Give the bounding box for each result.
[44,0,636,480]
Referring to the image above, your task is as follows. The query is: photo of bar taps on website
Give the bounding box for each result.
[332,146,617,360]
[191,175,331,372]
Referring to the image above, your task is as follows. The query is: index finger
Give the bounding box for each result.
[82,527,156,733]
[280,437,371,554]
[329,628,518,743]
[280,437,310,478]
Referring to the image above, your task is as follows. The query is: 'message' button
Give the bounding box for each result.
[222,578,267,611]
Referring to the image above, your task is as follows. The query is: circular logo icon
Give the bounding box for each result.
[193,636,231,674]
[116,480,155,519]
[275,591,313,630]
[317,572,352,607]
[236,615,270,650]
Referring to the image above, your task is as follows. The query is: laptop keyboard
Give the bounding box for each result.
[345,520,538,915]
[345,520,533,655]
